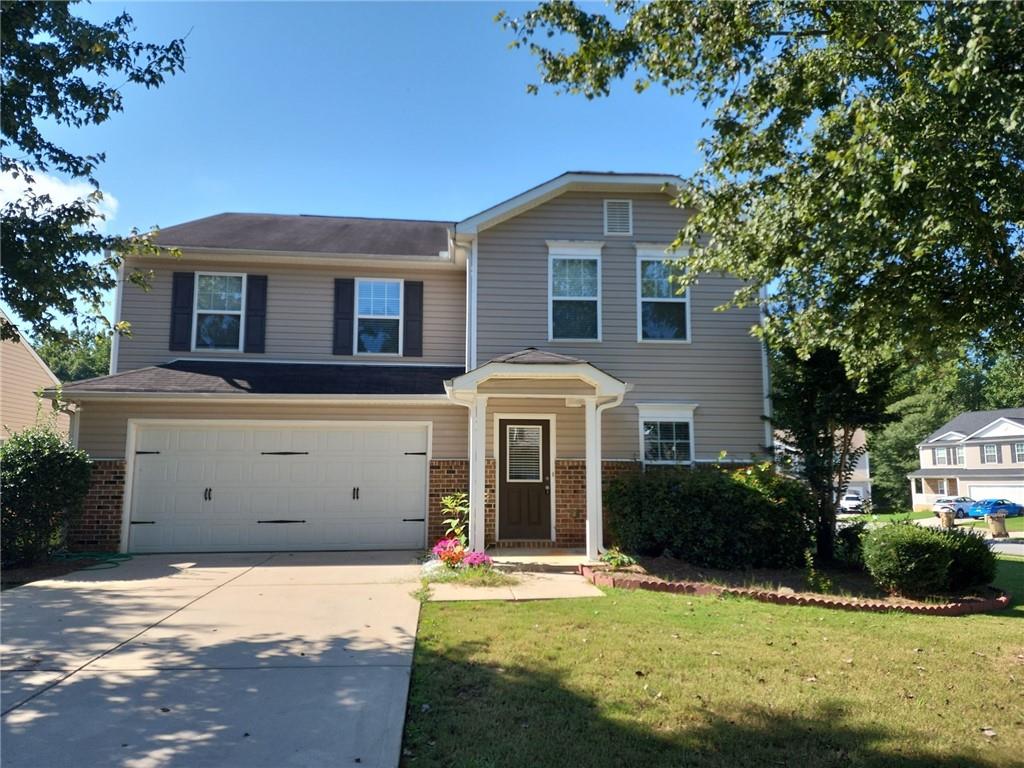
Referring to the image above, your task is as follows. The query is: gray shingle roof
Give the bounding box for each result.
[154,213,452,257]
[488,348,586,365]
[922,408,1024,443]
[60,361,464,396]
[907,467,1024,479]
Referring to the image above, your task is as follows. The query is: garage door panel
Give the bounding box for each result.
[128,422,429,552]
[968,484,1024,503]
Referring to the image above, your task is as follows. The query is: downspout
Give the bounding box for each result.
[109,251,124,375]
[592,389,627,555]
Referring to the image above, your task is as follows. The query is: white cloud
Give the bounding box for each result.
[0,168,118,231]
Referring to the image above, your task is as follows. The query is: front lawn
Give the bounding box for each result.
[966,516,1024,534]
[860,509,935,522]
[402,557,1023,768]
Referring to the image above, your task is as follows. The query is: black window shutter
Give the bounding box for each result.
[169,272,195,351]
[333,278,355,355]
[244,275,268,353]
[403,281,424,357]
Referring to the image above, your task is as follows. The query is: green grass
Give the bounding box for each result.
[402,556,1024,768]
[860,510,935,522]
[422,566,518,587]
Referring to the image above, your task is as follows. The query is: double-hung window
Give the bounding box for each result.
[638,404,696,466]
[549,242,601,341]
[954,446,965,465]
[982,444,998,464]
[933,447,948,466]
[637,248,689,342]
[355,278,402,354]
[194,272,246,351]
[1015,442,1024,463]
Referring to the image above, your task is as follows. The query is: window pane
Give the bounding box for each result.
[357,318,400,353]
[358,281,401,317]
[640,259,684,299]
[197,275,243,311]
[552,300,598,339]
[552,259,597,298]
[642,421,691,463]
[641,302,687,340]
[195,314,241,349]
[507,426,542,481]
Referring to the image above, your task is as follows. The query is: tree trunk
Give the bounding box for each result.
[815,494,836,563]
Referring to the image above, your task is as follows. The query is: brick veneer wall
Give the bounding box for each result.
[427,460,469,544]
[68,459,126,552]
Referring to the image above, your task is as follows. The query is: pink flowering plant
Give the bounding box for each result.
[432,537,465,567]
[463,551,493,568]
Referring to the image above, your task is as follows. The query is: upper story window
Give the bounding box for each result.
[982,443,998,464]
[933,447,948,466]
[954,446,965,465]
[637,403,696,466]
[194,272,246,351]
[548,242,601,341]
[604,200,632,235]
[1015,442,1024,463]
[637,248,689,342]
[356,278,402,354]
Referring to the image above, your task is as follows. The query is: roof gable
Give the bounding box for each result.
[962,417,1024,441]
[921,408,1024,445]
[456,172,684,235]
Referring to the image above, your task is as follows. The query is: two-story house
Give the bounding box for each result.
[56,172,771,559]
[908,408,1024,510]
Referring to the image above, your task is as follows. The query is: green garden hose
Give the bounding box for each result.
[51,551,133,570]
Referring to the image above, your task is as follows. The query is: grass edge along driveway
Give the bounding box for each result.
[401,557,1023,768]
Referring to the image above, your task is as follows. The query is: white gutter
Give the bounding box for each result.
[109,251,124,374]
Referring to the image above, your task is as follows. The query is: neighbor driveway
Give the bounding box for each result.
[1,551,422,768]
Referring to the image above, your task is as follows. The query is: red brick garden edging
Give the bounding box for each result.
[578,565,1012,616]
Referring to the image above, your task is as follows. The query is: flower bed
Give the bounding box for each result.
[422,538,514,587]
[578,564,1011,616]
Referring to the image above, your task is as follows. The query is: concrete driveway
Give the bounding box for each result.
[1,551,422,768]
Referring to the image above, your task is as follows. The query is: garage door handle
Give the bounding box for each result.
[404,451,427,456]
[260,451,309,455]
[257,519,307,524]
[402,518,425,522]
[130,520,156,525]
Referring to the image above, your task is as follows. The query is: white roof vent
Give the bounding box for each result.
[604,199,632,235]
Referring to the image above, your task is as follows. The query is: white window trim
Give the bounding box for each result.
[547,241,602,342]
[505,424,544,483]
[1015,442,1024,463]
[637,403,697,466]
[935,478,947,496]
[636,246,691,344]
[982,443,998,464]
[954,445,965,465]
[603,199,633,236]
[933,447,948,466]
[354,277,404,357]
[192,271,247,353]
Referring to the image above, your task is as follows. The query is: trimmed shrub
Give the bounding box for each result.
[607,464,811,569]
[834,519,869,569]
[862,524,953,597]
[1,426,92,566]
[939,529,997,591]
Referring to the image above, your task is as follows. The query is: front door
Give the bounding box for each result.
[498,419,551,539]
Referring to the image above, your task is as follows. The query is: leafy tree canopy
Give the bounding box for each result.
[502,1,1024,371]
[1,0,185,341]
[32,320,111,382]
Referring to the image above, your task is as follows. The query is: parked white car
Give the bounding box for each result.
[839,493,865,513]
[931,496,975,519]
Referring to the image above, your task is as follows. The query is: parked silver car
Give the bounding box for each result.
[931,496,975,519]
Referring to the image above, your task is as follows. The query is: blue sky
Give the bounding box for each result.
[15,1,709,328]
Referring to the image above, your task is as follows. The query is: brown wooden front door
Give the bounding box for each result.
[498,419,551,540]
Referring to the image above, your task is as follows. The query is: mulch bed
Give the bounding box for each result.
[579,556,1011,616]
[1,557,103,590]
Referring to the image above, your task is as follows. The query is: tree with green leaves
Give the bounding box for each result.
[32,321,111,382]
[502,1,1024,371]
[770,347,894,561]
[1,0,186,341]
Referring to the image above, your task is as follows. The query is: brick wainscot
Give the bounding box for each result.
[69,459,125,552]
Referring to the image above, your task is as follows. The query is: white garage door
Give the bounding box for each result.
[967,484,1024,504]
[127,422,429,552]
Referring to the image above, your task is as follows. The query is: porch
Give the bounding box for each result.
[445,349,631,560]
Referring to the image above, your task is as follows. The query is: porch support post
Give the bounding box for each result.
[584,397,602,561]
[468,395,488,552]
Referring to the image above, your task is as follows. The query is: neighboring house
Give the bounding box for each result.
[53,172,772,558]
[908,408,1024,509]
[0,309,68,442]
[773,428,872,500]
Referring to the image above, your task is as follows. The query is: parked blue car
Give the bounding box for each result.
[966,499,1024,519]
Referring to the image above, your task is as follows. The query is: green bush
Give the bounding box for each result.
[939,529,997,591]
[607,464,812,569]
[862,523,998,597]
[861,523,948,597]
[835,519,869,568]
[1,426,92,566]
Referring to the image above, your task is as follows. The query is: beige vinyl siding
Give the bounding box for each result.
[476,191,766,462]
[76,400,468,459]
[117,256,465,370]
[0,337,68,438]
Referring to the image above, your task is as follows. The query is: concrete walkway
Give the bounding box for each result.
[1,551,422,768]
